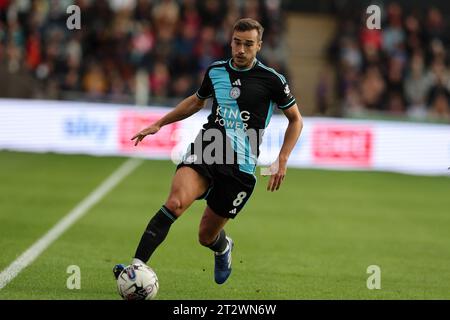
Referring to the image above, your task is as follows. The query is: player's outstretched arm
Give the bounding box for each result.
[267,104,303,192]
[131,94,207,146]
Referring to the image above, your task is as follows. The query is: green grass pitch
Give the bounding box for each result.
[0,151,449,299]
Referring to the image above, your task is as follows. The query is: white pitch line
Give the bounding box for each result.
[0,157,143,290]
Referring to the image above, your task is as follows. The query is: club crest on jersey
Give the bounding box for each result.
[230,87,241,99]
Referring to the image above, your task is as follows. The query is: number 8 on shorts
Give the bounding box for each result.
[232,192,248,207]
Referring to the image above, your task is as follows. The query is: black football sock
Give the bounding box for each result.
[206,229,228,253]
[134,205,177,263]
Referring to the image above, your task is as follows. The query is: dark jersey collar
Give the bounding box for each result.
[228,58,258,72]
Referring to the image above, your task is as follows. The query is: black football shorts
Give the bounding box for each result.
[176,161,256,219]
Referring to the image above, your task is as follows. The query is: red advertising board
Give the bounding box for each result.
[312,124,373,167]
[118,111,179,154]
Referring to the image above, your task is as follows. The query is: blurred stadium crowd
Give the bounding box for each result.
[1,0,449,123]
[327,2,450,122]
[0,0,287,104]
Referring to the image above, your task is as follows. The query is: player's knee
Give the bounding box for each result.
[164,197,184,216]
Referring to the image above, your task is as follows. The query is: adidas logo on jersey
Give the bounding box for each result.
[232,79,242,86]
[229,208,237,214]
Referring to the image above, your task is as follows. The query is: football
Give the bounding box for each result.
[116,264,159,300]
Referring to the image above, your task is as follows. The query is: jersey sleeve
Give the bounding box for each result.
[272,75,296,110]
[196,69,213,99]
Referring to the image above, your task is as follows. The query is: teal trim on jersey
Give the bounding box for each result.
[211,60,227,66]
[209,67,257,174]
[265,101,275,128]
[278,98,296,109]
[228,58,258,72]
[257,62,286,84]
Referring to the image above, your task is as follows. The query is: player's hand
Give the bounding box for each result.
[131,124,160,146]
[266,159,287,192]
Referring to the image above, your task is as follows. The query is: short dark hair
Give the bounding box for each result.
[232,18,264,41]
